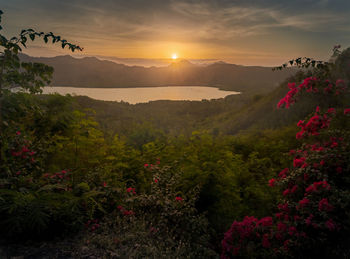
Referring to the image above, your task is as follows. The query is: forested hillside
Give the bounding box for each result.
[1,10,350,258]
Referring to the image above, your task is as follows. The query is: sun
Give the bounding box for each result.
[171,53,178,60]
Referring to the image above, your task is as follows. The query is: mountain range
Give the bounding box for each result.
[20,54,294,94]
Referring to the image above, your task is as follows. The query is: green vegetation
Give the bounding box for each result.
[1,10,349,258]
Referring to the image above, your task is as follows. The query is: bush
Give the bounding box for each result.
[79,165,217,258]
[222,51,350,258]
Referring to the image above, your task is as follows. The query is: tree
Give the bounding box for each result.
[0,9,82,162]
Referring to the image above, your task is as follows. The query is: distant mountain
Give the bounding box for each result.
[20,54,294,94]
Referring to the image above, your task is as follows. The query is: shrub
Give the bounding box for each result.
[222,50,350,258]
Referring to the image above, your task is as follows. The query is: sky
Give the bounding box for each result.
[1,0,350,66]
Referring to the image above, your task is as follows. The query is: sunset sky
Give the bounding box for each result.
[1,0,350,66]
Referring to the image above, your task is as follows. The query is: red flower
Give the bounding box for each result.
[293,157,306,167]
[325,219,336,231]
[262,234,270,248]
[102,182,107,187]
[327,108,336,114]
[268,178,276,187]
[278,168,289,179]
[126,187,136,194]
[336,167,343,173]
[306,181,330,194]
[277,222,287,232]
[298,198,310,209]
[16,131,21,135]
[258,217,273,227]
[344,108,350,115]
[123,210,135,216]
[154,178,158,183]
[318,198,333,212]
[278,203,289,212]
[288,226,297,236]
[291,185,298,193]
[175,196,183,201]
[305,214,314,225]
[275,212,284,219]
[144,163,149,168]
[283,189,290,196]
[22,146,30,153]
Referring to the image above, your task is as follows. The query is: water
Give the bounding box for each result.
[42,86,240,104]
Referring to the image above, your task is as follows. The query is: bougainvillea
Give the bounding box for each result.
[222,64,350,258]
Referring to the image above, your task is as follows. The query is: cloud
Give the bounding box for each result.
[2,0,350,64]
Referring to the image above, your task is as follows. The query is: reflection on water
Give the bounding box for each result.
[42,86,240,104]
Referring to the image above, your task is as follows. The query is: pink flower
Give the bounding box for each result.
[296,131,304,139]
[277,222,287,232]
[268,178,277,187]
[305,181,330,194]
[344,108,350,115]
[278,168,289,179]
[123,210,135,216]
[327,108,336,114]
[325,219,336,231]
[258,217,273,227]
[102,182,107,187]
[288,226,297,236]
[16,131,21,135]
[336,167,343,173]
[283,189,290,196]
[16,171,21,175]
[144,163,149,168]
[298,198,310,209]
[175,196,183,201]
[278,203,289,212]
[293,157,306,168]
[262,234,270,248]
[117,205,124,211]
[22,146,30,153]
[305,214,314,225]
[291,185,298,193]
[318,198,333,212]
[154,178,158,183]
[126,187,136,194]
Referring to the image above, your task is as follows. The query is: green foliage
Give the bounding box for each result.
[222,48,350,259]
[79,165,217,258]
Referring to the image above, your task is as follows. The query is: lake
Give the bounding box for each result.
[42,86,240,104]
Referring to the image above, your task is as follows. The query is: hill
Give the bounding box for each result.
[20,54,294,94]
